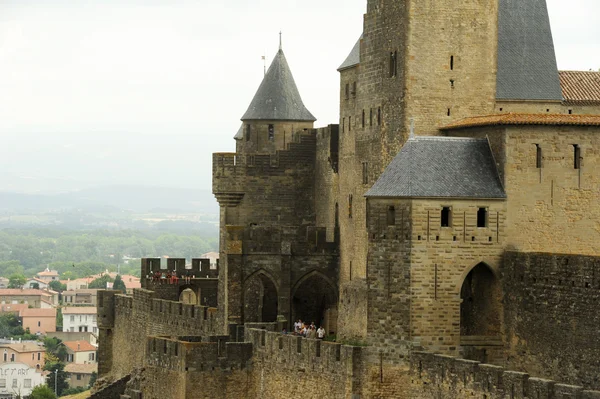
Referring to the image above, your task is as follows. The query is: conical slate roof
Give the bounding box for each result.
[496,0,563,101]
[241,49,316,122]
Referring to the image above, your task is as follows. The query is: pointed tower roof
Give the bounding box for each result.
[496,0,563,101]
[241,48,316,122]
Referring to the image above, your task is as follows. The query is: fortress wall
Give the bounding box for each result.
[99,289,220,381]
[314,125,340,243]
[246,329,364,398]
[409,351,600,398]
[502,252,600,390]
[503,125,600,256]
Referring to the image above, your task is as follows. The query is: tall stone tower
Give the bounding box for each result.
[335,0,563,342]
[213,44,339,333]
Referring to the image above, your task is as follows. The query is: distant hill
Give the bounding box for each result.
[0,185,218,213]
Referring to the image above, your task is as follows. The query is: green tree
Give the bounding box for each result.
[43,337,68,362]
[88,274,113,289]
[29,385,56,399]
[44,362,68,396]
[113,275,127,293]
[48,280,66,292]
[89,371,97,388]
[8,273,26,288]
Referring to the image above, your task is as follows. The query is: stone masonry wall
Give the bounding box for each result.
[502,251,600,390]
[409,351,600,398]
[99,289,219,381]
[246,328,364,399]
[503,125,600,256]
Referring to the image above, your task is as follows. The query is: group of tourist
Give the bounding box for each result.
[148,270,194,284]
[288,320,326,339]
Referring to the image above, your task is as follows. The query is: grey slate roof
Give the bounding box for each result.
[241,49,316,122]
[496,0,563,101]
[337,35,362,72]
[234,124,243,140]
[365,137,506,199]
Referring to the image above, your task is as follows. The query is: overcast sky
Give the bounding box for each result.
[0,0,599,193]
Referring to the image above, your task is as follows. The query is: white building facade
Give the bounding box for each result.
[61,307,98,335]
[0,363,44,399]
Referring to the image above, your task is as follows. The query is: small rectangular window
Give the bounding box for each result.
[349,116,352,131]
[345,83,349,100]
[377,107,381,125]
[574,145,581,169]
[362,110,365,128]
[362,162,368,184]
[441,207,452,227]
[268,124,274,141]
[450,55,454,70]
[348,194,353,218]
[477,208,488,228]
[369,109,373,126]
[342,117,345,133]
[245,124,251,141]
[387,206,396,226]
[536,144,542,168]
[352,81,357,97]
[12,379,17,388]
[24,379,31,388]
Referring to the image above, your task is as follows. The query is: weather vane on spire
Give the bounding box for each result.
[279,31,282,50]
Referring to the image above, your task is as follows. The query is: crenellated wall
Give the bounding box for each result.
[98,288,219,381]
[410,351,600,398]
[245,328,364,398]
[502,251,600,390]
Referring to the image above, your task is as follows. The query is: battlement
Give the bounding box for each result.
[245,328,363,375]
[411,352,600,398]
[141,258,217,278]
[146,335,252,372]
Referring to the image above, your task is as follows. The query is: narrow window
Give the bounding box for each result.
[535,144,542,168]
[348,194,353,218]
[352,82,357,97]
[38,321,41,327]
[245,124,251,141]
[349,116,352,131]
[345,83,349,100]
[389,52,395,77]
[568,109,573,115]
[447,108,451,116]
[362,162,368,184]
[268,124,274,141]
[369,109,373,126]
[450,55,454,70]
[377,107,381,125]
[387,206,396,226]
[362,110,365,128]
[342,117,345,133]
[441,207,452,227]
[477,208,488,228]
[573,145,581,169]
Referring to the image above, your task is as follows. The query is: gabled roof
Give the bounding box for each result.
[20,308,56,318]
[496,0,563,101]
[65,363,97,374]
[337,35,362,72]
[0,289,53,297]
[441,113,600,130]
[241,49,316,122]
[560,71,600,106]
[62,306,97,315]
[63,340,96,352]
[366,136,506,199]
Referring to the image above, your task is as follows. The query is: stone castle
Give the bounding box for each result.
[95,1,600,398]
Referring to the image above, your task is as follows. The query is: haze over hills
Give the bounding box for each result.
[0,185,218,214]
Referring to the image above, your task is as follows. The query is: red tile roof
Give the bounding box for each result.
[65,363,98,374]
[62,306,97,315]
[441,113,600,130]
[560,71,600,105]
[0,289,54,297]
[63,340,96,352]
[21,308,57,318]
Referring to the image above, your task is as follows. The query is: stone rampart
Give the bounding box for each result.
[410,351,600,398]
[502,251,600,390]
[246,328,364,398]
